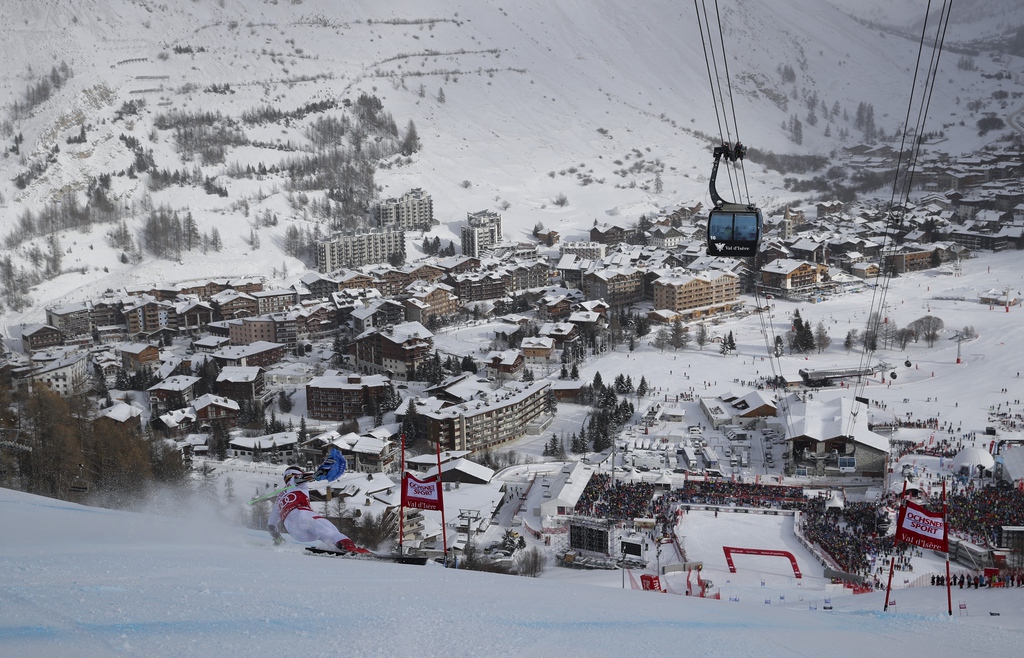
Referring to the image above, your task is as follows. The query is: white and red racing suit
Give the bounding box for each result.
[268,480,349,546]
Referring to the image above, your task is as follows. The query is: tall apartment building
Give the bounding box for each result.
[316,228,406,272]
[461,210,502,257]
[559,241,607,261]
[374,188,435,231]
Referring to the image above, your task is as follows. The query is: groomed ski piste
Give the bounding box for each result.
[1,485,1021,658]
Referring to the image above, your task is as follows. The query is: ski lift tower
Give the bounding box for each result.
[951,331,965,365]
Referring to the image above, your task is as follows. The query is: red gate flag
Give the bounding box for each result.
[895,500,948,552]
[402,472,443,511]
[640,574,662,591]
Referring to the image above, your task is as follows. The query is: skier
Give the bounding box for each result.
[267,465,368,554]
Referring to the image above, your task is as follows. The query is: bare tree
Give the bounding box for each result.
[908,315,944,347]
[814,320,832,353]
[515,546,547,577]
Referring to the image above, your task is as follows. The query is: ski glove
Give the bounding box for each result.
[268,524,285,546]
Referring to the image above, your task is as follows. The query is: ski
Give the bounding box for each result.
[304,546,428,565]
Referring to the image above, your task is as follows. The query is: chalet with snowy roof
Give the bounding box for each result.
[775,394,889,479]
[20,324,63,353]
[158,407,197,438]
[421,457,496,485]
[850,262,880,279]
[228,431,298,463]
[118,343,160,372]
[252,289,298,315]
[95,401,144,433]
[445,269,512,302]
[507,260,551,291]
[582,266,643,309]
[148,375,201,414]
[210,341,287,369]
[758,259,829,297]
[191,335,230,353]
[210,289,259,319]
[698,390,778,428]
[538,321,579,348]
[648,309,682,325]
[216,366,267,405]
[485,350,525,381]
[420,379,551,452]
[322,430,399,473]
[433,255,481,275]
[174,299,214,334]
[306,372,392,421]
[883,245,936,273]
[537,294,573,319]
[403,450,473,474]
[399,283,459,324]
[192,394,240,427]
[590,222,640,246]
[45,303,92,340]
[945,227,1009,251]
[352,299,406,334]
[652,271,740,316]
[24,352,89,397]
[91,351,121,386]
[979,289,1019,307]
[121,296,176,338]
[227,313,296,347]
[646,225,685,249]
[521,337,555,365]
[350,321,433,382]
[298,271,342,299]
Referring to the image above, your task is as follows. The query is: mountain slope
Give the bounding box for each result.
[0,0,1021,330]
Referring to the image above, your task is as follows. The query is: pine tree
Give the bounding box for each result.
[670,318,690,350]
[636,376,648,398]
[401,119,420,156]
[437,87,445,103]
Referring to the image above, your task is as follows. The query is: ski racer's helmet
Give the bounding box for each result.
[283,465,305,484]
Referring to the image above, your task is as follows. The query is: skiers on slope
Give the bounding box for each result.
[267,465,368,554]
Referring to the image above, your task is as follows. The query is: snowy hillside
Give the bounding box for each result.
[2,0,1023,330]
[2,485,1022,657]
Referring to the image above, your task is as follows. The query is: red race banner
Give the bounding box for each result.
[895,500,948,552]
[402,472,443,511]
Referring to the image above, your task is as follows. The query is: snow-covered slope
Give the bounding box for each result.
[1,485,1021,657]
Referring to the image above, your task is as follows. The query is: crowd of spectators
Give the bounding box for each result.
[946,484,1024,546]
[655,480,805,512]
[572,468,1024,584]
[574,473,656,519]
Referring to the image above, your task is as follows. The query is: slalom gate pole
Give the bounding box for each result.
[399,433,406,554]
[944,480,952,616]
[885,480,908,612]
[435,439,448,566]
[883,556,896,612]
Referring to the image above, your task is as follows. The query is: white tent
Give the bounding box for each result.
[952,447,995,474]
[824,490,845,510]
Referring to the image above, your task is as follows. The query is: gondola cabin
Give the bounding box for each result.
[704,142,763,258]
[706,207,762,258]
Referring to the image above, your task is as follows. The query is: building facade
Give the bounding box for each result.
[316,228,406,272]
[461,210,503,257]
[374,188,434,231]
